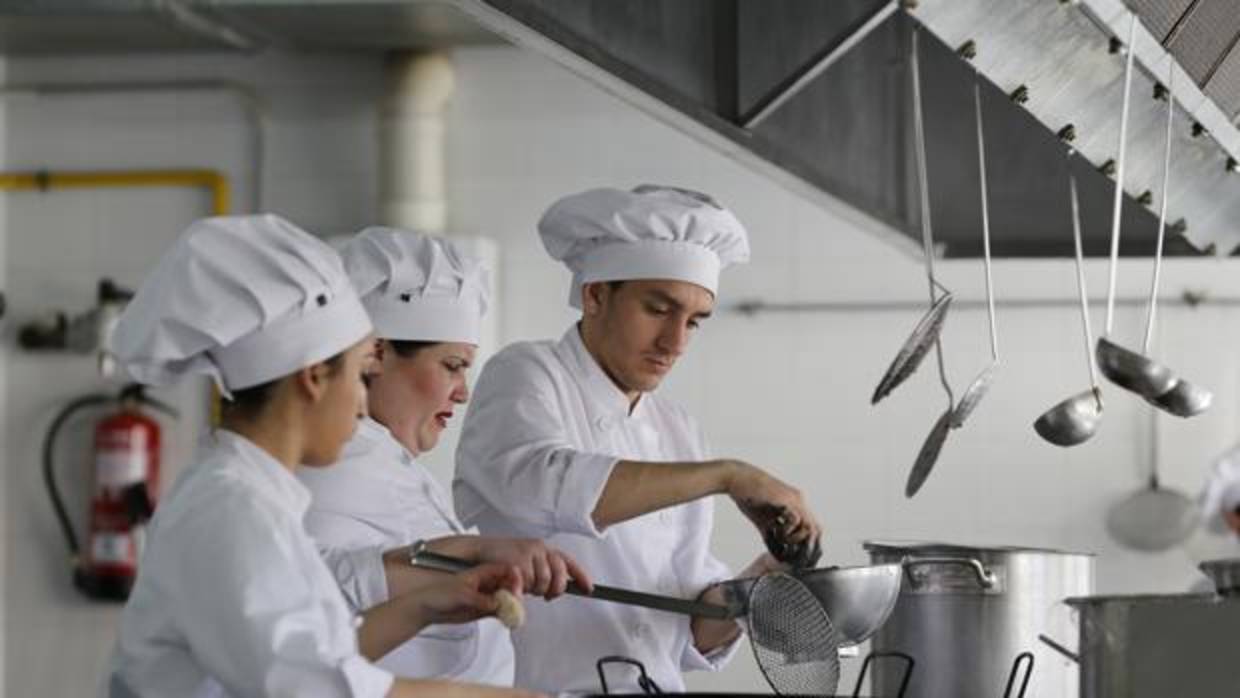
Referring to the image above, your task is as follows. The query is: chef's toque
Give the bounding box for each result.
[538,185,750,309]
[112,214,373,398]
[341,227,489,345]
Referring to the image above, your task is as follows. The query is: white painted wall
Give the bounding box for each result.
[3,41,1240,696]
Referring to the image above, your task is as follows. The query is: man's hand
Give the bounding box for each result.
[738,552,788,579]
[414,562,524,626]
[724,461,823,568]
[474,538,594,599]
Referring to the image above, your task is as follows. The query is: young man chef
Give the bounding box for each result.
[454,185,823,693]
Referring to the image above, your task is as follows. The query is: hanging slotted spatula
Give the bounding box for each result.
[904,25,955,499]
[872,293,952,405]
[951,77,1000,429]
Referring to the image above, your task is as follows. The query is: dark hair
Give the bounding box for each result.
[386,339,439,359]
[221,351,345,420]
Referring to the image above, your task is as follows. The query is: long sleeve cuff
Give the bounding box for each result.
[319,545,390,613]
[552,451,621,538]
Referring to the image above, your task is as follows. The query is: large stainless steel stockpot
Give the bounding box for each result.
[1065,592,1240,698]
[865,541,1094,698]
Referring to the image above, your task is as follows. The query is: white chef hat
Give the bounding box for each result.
[341,227,490,345]
[538,184,751,309]
[112,214,373,398]
[1199,444,1240,534]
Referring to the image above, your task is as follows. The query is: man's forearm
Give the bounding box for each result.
[690,583,742,656]
[590,459,737,530]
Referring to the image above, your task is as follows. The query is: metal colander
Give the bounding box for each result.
[747,572,841,695]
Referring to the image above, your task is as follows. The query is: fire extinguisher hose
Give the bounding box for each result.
[42,393,114,561]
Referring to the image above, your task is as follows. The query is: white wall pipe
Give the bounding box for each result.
[378,52,501,485]
[380,51,456,233]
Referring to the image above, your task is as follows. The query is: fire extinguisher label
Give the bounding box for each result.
[91,533,133,565]
[97,438,148,489]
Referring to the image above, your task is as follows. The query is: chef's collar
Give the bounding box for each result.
[351,415,416,466]
[212,429,313,517]
[559,324,650,423]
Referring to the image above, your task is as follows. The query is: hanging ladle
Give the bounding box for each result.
[905,25,954,498]
[1105,406,1198,551]
[950,78,1000,429]
[1138,68,1212,418]
[1034,169,1104,447]
[1095,14,1177,399]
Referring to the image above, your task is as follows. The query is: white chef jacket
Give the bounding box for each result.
[299,417,516,685]
[107,430,394,698]
[454,325,739,694]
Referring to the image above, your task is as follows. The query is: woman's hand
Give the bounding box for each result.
[414,562,523,626]
[475,538,593,599]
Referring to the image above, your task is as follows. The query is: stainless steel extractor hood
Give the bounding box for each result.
[5,0,1240,258]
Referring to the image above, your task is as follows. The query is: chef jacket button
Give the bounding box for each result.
[595,416,613,431]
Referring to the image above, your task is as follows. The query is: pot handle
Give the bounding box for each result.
[902,557,998,589]
[1037,633,1080,664]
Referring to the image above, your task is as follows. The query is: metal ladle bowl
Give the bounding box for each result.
[1095,337,1177,399]
[1035,387,1104,447]
[1147,378,1212,418]
[1106,479,1198,552]
[1034,172,1103,447]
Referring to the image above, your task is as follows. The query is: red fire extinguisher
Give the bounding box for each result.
[44,384,178,600]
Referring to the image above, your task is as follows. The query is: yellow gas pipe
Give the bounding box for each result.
[0,168,230,215]
[1,168,232,422]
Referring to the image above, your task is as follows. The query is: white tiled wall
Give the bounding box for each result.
[4,42,1240,696]
[1,51,385,698]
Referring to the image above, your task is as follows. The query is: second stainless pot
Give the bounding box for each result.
[865,541,1094,698]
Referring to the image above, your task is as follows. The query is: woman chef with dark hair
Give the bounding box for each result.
[104,214,542,698]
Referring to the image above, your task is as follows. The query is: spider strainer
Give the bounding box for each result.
[746,572,841,695]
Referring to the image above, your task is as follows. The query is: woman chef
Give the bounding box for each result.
[298,227,590,685]
[105,214,542,698]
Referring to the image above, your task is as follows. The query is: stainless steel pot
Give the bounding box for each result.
[1065,593,1240,697]
[1197,557,1240,596]
[865,541,1094,698]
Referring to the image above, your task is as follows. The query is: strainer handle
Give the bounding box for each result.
[903,557,997,589]
[412,549,737,619]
